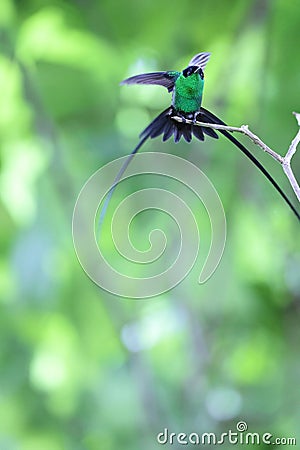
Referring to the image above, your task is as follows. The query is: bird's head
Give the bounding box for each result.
[182,66,204,79]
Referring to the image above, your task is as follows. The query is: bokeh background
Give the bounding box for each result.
[1,0,300,449]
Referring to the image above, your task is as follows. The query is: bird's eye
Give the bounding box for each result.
[198,68,204,79]
[183,67,191,77]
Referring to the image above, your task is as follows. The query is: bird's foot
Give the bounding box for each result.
[177,113,187,124]
[192,112,200,124]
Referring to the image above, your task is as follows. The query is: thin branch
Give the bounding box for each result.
[173,113,300,202]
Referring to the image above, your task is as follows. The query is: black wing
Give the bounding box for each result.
[188,52,211,70]
[120,71,180,92]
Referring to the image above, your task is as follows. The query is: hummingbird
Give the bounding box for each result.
[99,52,299,224]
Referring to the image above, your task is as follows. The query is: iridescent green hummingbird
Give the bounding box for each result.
[99,53,299,223]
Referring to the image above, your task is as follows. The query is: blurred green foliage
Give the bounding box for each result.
[0,0,300,449]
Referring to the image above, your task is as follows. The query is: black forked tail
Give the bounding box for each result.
[200,107,300,221]
[98,106,299,235]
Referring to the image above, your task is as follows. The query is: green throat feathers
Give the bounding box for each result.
[173,71,204,113]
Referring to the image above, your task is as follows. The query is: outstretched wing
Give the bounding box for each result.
[120,71,180,92]
[188,52,211,70]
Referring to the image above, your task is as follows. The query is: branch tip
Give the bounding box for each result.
[292,112,300,126]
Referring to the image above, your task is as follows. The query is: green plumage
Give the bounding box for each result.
[172,72,204,113]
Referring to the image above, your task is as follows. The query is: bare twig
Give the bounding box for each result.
[173,113,300,202]
[282,113,300,200]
